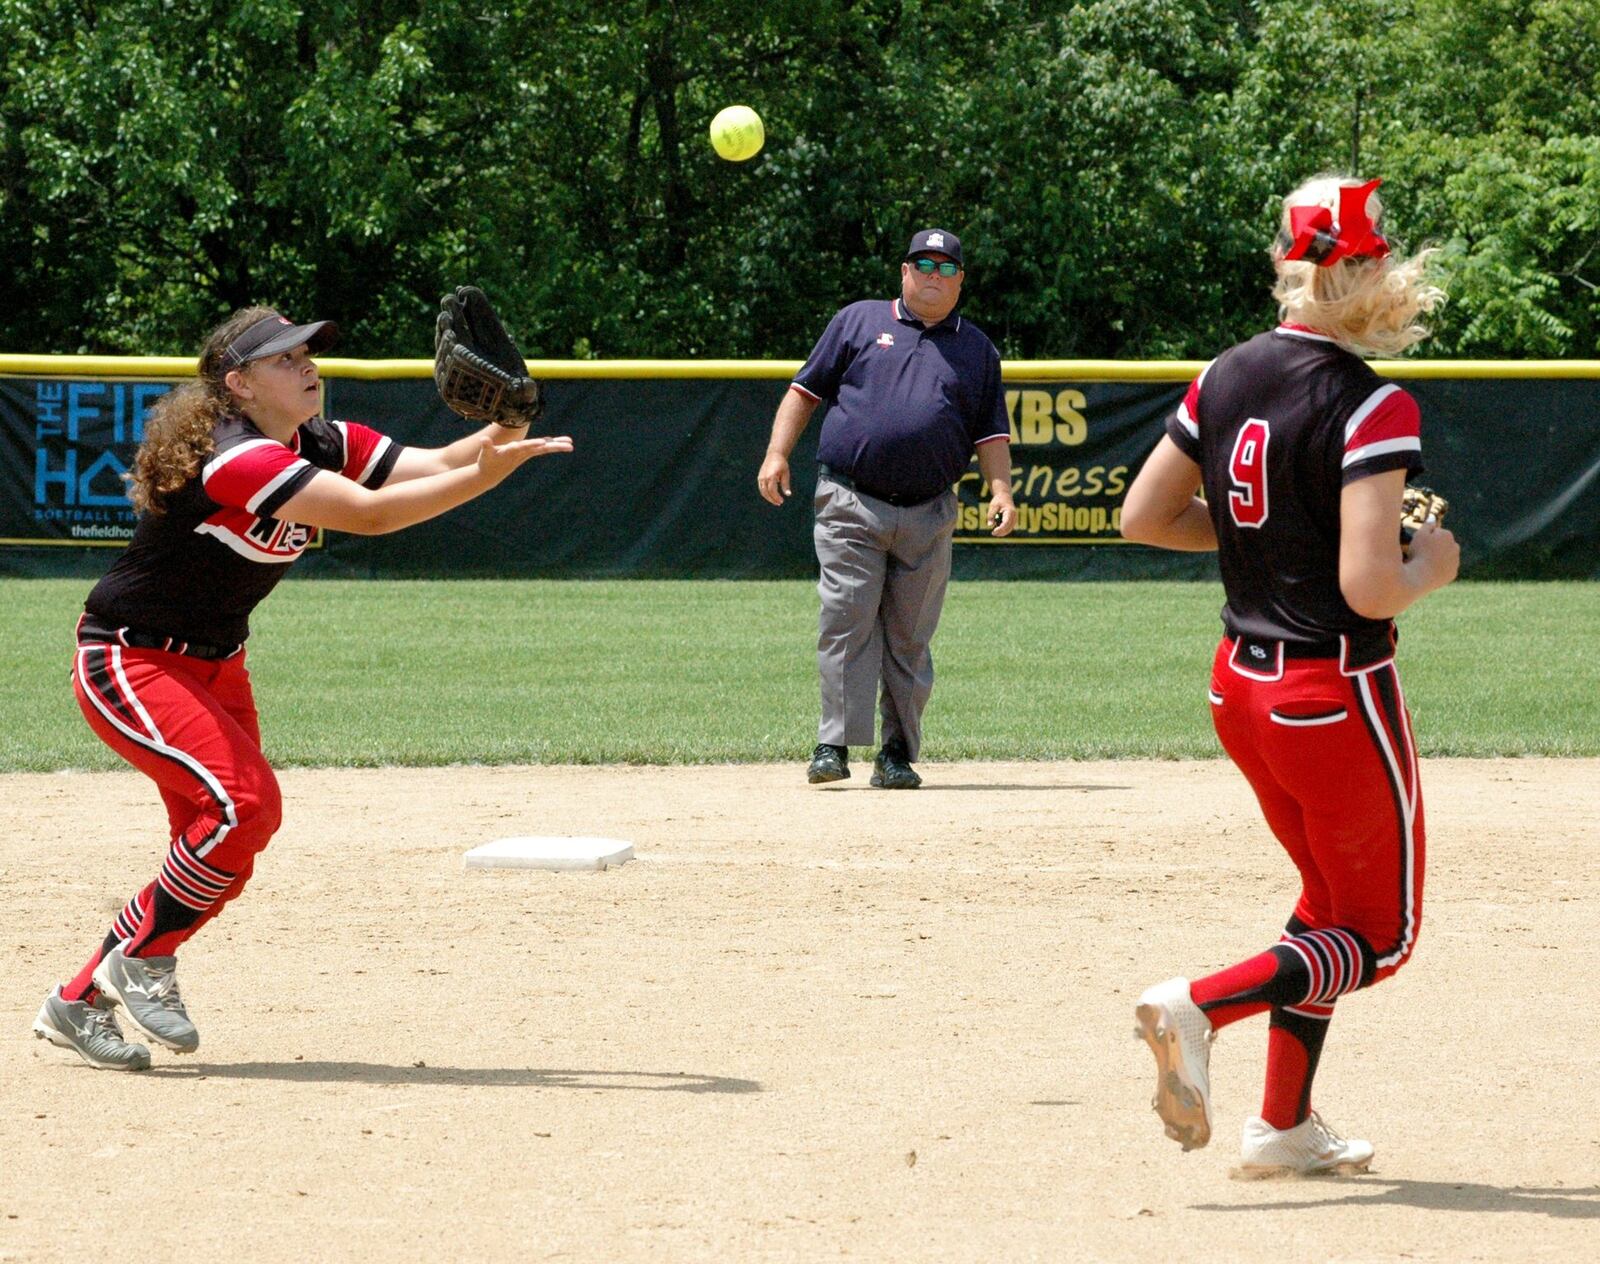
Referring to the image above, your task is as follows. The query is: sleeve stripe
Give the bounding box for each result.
[201,438,278,483]
[1173,361,1209,440]
[1343,436,1420,468]
[245,459,315,513]
[974,433,1010,445]
[355,435,393,485]
[1343,383,1403,444]
[789,382,822,401]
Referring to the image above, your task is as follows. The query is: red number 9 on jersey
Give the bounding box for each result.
[1227,418,1271,527]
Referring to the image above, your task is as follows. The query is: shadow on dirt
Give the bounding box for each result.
[145,1063,762,1093]
[816,783,1131,793]
[1196,1179,1600,1219]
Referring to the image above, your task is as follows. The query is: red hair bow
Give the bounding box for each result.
[1281,178,1390,266]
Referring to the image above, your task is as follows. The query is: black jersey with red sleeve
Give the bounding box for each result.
[83,414,403,647]
[1163,327,1423,645]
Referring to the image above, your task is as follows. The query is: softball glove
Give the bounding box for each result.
[1400,484,1449,553]
[434,286,544,428]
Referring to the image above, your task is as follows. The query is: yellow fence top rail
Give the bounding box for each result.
[3,354,1600,381]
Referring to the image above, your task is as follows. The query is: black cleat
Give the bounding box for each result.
[870,743,922,789]
[807,743,850,784]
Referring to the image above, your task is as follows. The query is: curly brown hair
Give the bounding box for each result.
[127,306,279,515]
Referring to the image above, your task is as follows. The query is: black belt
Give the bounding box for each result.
[1227,625,1396,676]
[78,621,242,661]
[817,464,946,508]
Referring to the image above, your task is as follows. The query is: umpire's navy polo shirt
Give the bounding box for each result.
[792,298,1010,503]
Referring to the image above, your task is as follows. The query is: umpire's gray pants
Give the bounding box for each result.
[813,479,957,759]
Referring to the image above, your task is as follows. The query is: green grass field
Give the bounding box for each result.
[1,578,1594,771]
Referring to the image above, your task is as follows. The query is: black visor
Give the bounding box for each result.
[221,313,340,367]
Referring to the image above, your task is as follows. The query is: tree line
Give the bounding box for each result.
[2,0,1595,360]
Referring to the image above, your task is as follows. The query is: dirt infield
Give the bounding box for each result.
[3,758,1597,1262]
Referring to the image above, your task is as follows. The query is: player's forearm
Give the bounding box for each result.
[766,390,818,458]
[1339,477,1460,618]
[1122,498,1217,551]
[1121,435,1216,552]
[345,465,502,534]
[975,441,1015,502]
[1341,550,1453,619]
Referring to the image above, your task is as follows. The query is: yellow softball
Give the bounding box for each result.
[709,105,764,162]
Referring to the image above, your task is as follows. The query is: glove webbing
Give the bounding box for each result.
[441,348,533,426]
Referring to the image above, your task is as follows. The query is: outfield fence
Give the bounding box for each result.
[2,356,1597,580]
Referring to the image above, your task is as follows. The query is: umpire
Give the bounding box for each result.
[757,227,1016,788]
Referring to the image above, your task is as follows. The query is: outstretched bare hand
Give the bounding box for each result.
[476,434,573,484]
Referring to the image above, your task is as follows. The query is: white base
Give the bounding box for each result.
[464,836,635,871]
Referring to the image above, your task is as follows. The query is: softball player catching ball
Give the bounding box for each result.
[1120,175,1459,1174]
[32,306,570,1070]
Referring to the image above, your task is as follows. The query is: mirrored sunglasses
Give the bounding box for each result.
[911,258,961,277]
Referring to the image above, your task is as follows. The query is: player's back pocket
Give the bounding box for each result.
[1268,702,1348,727]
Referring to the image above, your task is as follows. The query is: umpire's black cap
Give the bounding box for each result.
[904,228,963,266]
[221,312,340,367]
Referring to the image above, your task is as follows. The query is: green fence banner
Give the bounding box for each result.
[3,367,1597,580]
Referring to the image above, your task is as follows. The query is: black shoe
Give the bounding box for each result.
[807,743,850,784]
[870,743,922,790]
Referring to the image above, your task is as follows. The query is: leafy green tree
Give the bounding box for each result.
[1,0,1596,358]
[1381,0,1600,355]
[1233,0,1600,356]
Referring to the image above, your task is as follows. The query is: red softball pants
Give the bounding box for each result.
[1208,637,1425,980]
[71,643,280,961]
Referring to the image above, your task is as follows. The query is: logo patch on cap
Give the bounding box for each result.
[927,233,944,249]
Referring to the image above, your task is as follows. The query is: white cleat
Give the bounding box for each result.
[1237,1111,1375,1177]
[32,986,151,1071]
[92,943,199,1054]
[1134,977,1215,1151]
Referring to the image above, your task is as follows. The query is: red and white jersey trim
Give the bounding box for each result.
[243,460,313,515]
[195,426,327,562]
[340,423,395,484]
[1174,363,1211,442]
[193,518,310,563]
[1341,382,1421,470]
[202,437,313,514]
[1342,383,1401,440]
[1343,436,1421,468]
[201,439,280,486]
